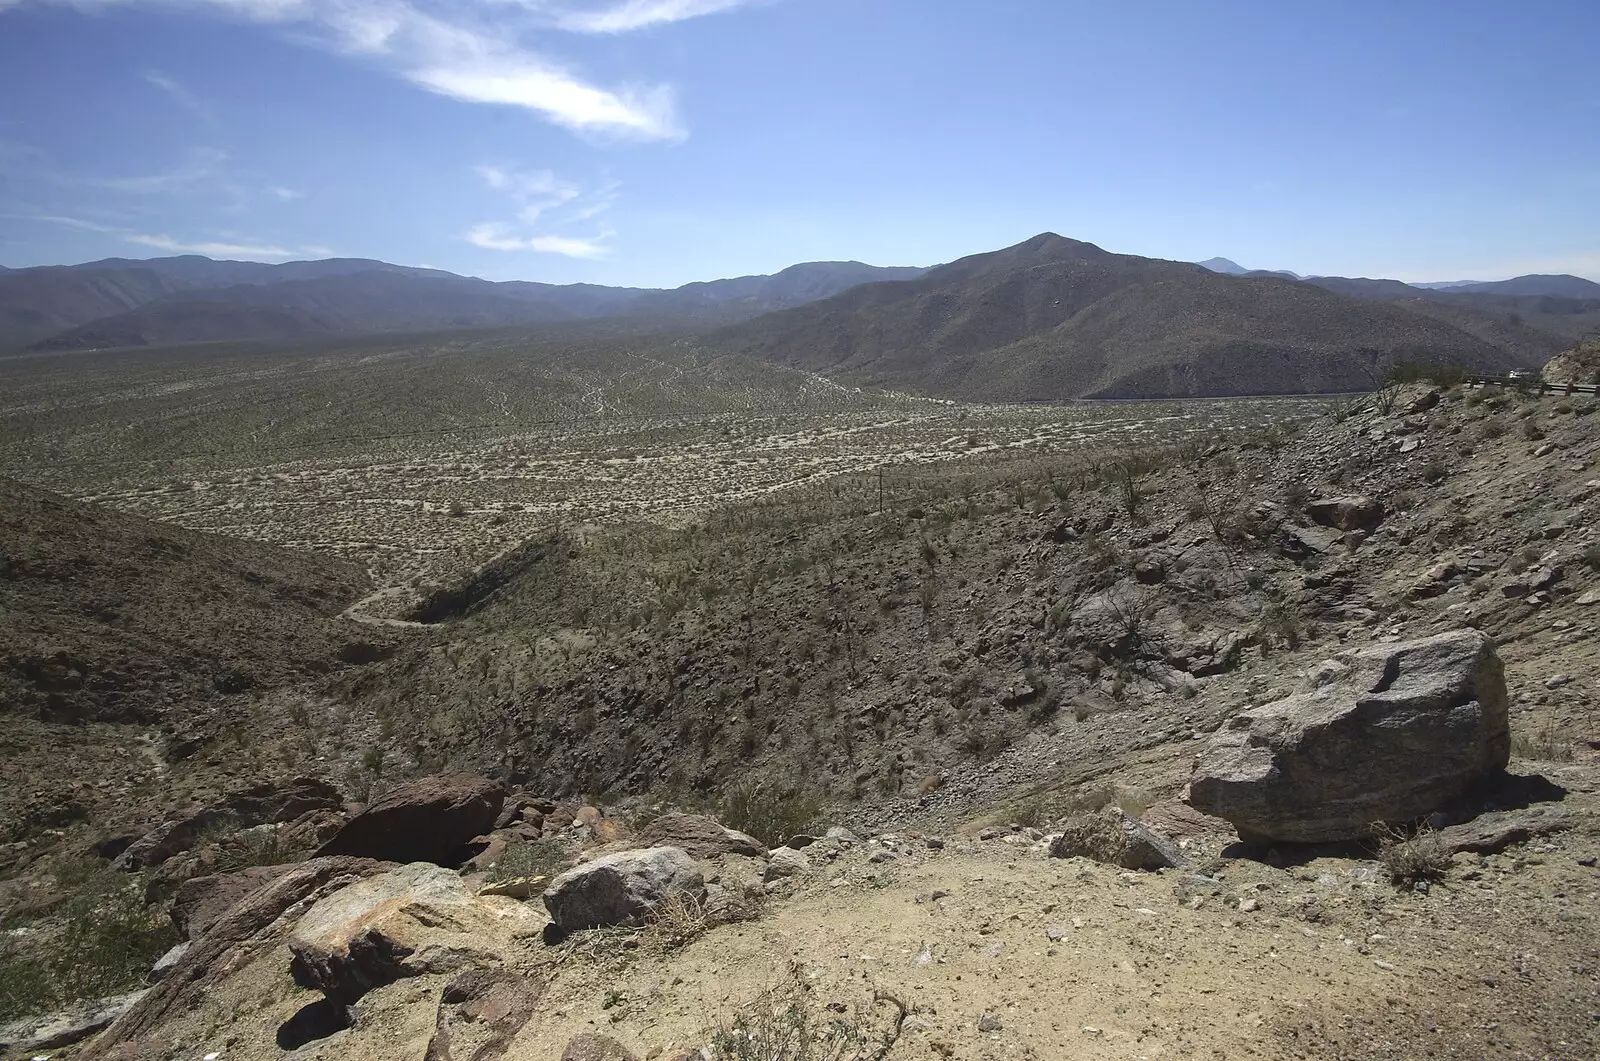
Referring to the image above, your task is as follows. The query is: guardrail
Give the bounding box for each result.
[1463,374,1600,396]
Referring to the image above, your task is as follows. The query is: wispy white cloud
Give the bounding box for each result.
[268,186,304,200]
[465,222,612,258]
[8,1,690,140]
[31,213,327,261]
[466,163,617,256]
[142,68,216,123]
[476,164,580,222]
[87,147,230,194]
[554,0,757,34]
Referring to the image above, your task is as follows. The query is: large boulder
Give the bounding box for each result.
[1188,630,1509,843]
[315,775,506,866]
[112,777,342,871]
[636,813,767,860]
[1305,495,1383,533]
[289,862,543,1005]
[82,857,392,1060]
[542,846,703,933]
[1048,808,1186,871]
[424,968,546,1061]
[1543,339,1600,385]
[171,863,299,940]
[0,990,148,1053]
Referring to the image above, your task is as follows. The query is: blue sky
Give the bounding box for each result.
[1,0,1597,287]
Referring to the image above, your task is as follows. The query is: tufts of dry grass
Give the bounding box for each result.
[1374,822,1452,887]
[641,890,711,953]
[1510,719,1576,762]
[707,961,908,1061]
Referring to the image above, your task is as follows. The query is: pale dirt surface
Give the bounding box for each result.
[79,755,1598,1061]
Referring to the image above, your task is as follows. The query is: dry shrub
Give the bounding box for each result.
[642,884,768,954]
[1049,808,1128,864]
[642,890,710,952]
[707,961,908,1061]
[1509,719,1575,762]
[1374,823,1451,887]
[1012,783,1152,829]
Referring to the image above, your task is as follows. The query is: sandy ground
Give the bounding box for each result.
[113,762,1599,1061]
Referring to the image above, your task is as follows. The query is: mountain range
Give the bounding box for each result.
[1198,256,1600,301]
[4,237,1595,399]
[713,234,1559,399]
[0,256,927,352]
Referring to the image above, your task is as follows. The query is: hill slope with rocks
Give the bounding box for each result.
[0,476,373,727]
[717,234,1545,399]
[1,377,1597,1059]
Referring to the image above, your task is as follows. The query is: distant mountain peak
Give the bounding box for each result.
[1198,257,1248,275]
[1017,232,1108,258]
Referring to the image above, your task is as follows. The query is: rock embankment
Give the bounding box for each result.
[1188,629,1509,842]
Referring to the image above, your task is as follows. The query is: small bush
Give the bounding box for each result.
[719,783,822,848]
[1050,808,1130,864]
[490,839,572,882]
[1421,461,1447,484]
[708,961,906,1061]
[1258,598,1302,649]
[213,825,308,873]
[0,864,179,1022]
[1478,418,1505,440]
[1374,823,1451,887]
[1507,546,1541,575]
[1583,544,1600,571]
[641,890,710,952]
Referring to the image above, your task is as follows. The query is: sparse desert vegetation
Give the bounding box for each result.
[1,337,1597,1060]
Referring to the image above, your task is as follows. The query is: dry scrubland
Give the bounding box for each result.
[0,331,1326,597]
[3,331,1599,1061]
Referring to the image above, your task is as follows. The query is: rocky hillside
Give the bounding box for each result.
[716,234,1543,399]
[1,380,1597,1059]
[329,378,1598,820]
[1545,338,1600,385]
[0,476,373,728]
[0,475,383,869]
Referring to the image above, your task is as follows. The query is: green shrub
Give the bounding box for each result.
[0,864,179,1022]
[719,783,822,847]
[489,839,573,882]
